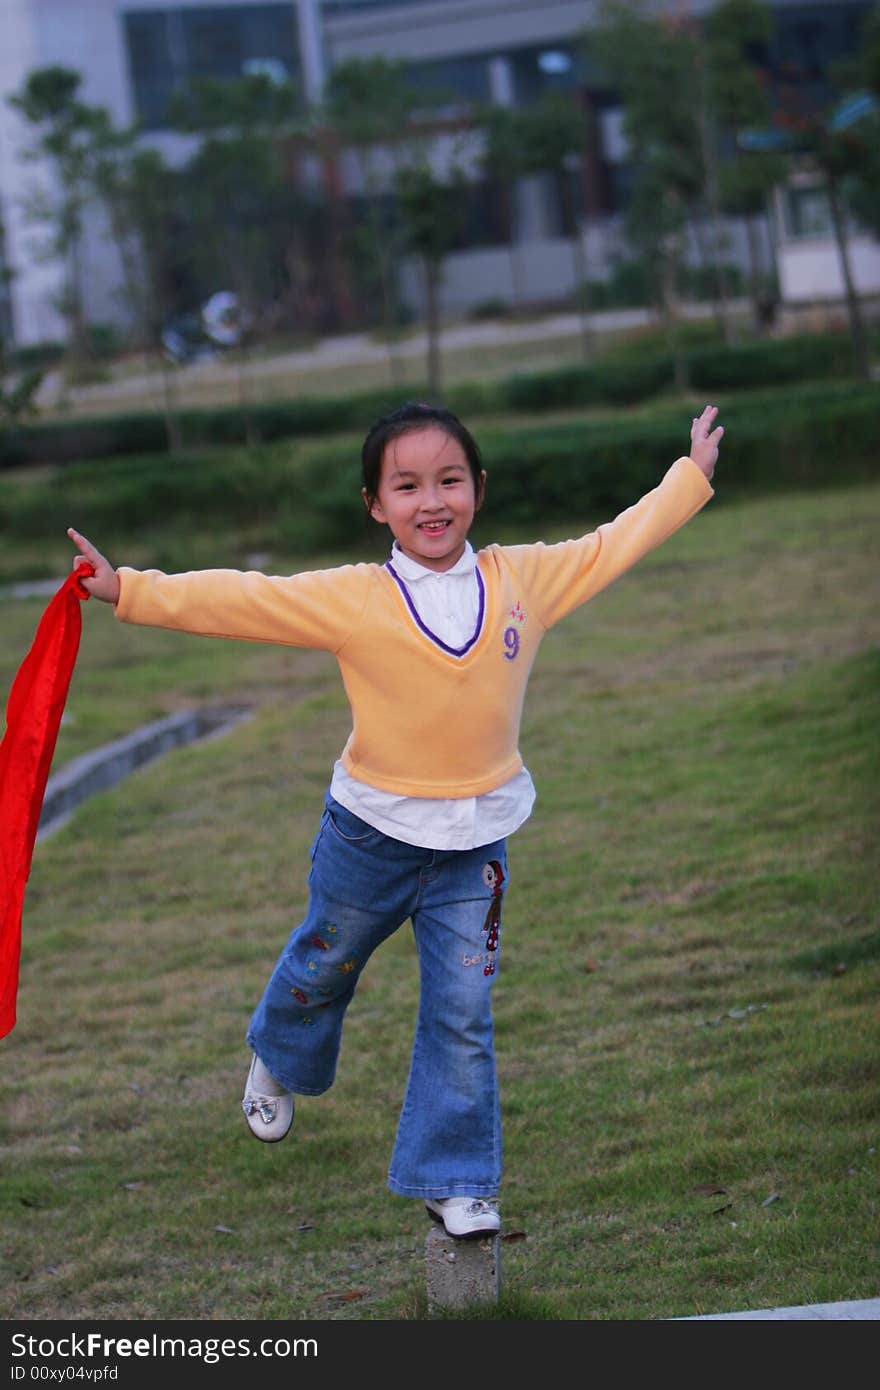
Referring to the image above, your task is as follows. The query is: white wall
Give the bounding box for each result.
[326,0,598,64]
[0,0,66,345]
[0,0,132,346]
[779,235,880,304]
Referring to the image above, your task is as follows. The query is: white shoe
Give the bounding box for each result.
[241,1053,294,1142]
[425,1196,500,1237]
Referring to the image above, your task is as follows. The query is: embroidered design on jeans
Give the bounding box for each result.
[481,860,504,976]
[291,988,309,1004]
[337,958,359,974]
[462,951,494,969]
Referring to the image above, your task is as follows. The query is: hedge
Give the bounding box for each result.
[3,382,875,569]
[0,332,866,469]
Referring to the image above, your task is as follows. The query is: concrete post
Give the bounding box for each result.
[295,0,326,106]
[425,1227,501,1314]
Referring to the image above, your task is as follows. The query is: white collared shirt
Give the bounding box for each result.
[330,541,536,850]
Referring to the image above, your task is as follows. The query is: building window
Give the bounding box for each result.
[323,1,459,12]
[764,0,874,115]
[404,55,491,111]
[784,183,833,239]
[124,5,301,130]
[510,42,587,106]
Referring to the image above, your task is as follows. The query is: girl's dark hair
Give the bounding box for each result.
[361,401,484,512]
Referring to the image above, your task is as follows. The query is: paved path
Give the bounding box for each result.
[35,300,740,411]
[682,1296,880,1320]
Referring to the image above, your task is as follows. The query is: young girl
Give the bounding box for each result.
[67,401,722,1238]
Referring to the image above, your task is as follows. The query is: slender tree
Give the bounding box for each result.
[0,348,42,436]
[772,4,878,380]
[324,57,420,382]
[7,67,105,372]
[703,0,785,337]
[519,92,593,358]
[90,120,188,449]
[395,159,466,394]
[813,126,871,381]
[594,1,703,383]
[0,203,42,429]
[171,74,302,444]
[835,5,880,242]
[475,104,529,312]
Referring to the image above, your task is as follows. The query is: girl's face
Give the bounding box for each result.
[364,427,486,572]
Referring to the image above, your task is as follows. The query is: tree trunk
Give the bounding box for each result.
[695,58,735,346]
[689,213,731,343]
[235,333,259,448]
[66,229,91,369]
[376,222,403,389]
[503,179,527,312]
[362,152,403,388]
[509,238,527,313]
[745,213,771,336]
[320,137,356,331]
[826,169,871,382]
[659,239,689,392]
[158,352,183,453]
[424,259,441,396]
[561,172,591,361]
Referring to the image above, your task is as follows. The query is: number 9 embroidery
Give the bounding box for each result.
[503,626,520,660]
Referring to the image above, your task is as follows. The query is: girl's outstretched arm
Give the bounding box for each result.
[690,404,724,480]
[67,528,120,604]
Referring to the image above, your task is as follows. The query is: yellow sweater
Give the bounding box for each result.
[115,456,713,797]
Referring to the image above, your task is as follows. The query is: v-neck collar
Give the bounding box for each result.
[388,539,477,581]
[384,557,486,659]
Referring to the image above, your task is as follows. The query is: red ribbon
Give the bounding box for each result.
[0,563,94,1038]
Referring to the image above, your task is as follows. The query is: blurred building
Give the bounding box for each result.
[0,0,875,349]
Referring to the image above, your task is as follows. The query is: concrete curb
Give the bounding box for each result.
[677,1297,880,1320]
[38,705,253,840]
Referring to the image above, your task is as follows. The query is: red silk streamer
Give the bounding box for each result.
[0,563,94,1039]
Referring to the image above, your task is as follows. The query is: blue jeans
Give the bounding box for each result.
[246,793,508,1199]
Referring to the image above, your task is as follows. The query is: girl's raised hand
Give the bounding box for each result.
[689,404,724,480]
[67,528,120,605]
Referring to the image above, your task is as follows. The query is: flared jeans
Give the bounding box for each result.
[247,794,508,1198]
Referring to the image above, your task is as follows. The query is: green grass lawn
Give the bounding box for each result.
[0,480,877,1320]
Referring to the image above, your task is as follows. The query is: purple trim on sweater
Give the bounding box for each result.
[385,560,485,658]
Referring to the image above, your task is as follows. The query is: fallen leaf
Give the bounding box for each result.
[123,1182,144,1191]
[320,1289,369,1303]
[711,1203,734,1216]
[761,1192,780,1207]
[297,1223,316,1233]
[692,1184,727,1196]
[214,1224,235,1234]
[501,1230,528,1242]
[583,960,600,973]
